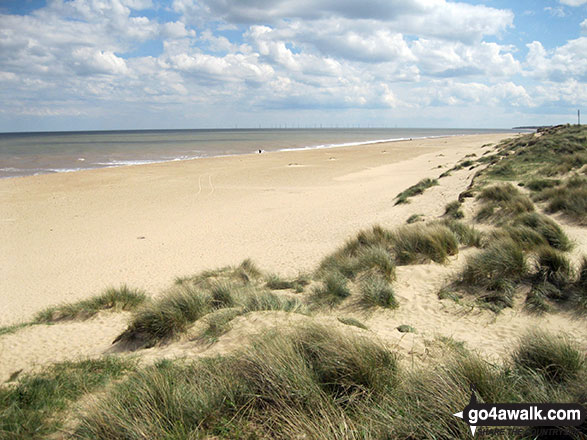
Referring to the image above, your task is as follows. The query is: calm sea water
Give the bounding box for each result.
[0,128,519,178]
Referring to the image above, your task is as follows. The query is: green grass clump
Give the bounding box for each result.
[311,272,351,306]
[210,281,237,308]
[406,213,424,224]
[533,246,575,289]
[513,212,572,251]
[318,244,396,282]
[394,178,438,205]
[115,278,309,348]
[0,357,135,439]
[488,161,516,178]
[240,289,307,314]
[0,322,31,336]
[486,225,548,251]
[317,225,396,280]
[33,285,147,323]
[198,308,241,342]
[318,222,463,279]
[436,219,483,247]
[337,316,368,329]
[525,251,586,313]
[477,183,521,202]
[359,275,398,309]
[114,285,212,348]
[458,238,528,310]
[535,175,587,224]
[475,184,535,223]
[391,224,459,264]
[75,324,398,439]
[444,201,464,219]
[525,285,551,315]
[525,178,560,192]
[265,273,309,292]
[512,330,585,383]
[54,325,586,439]
[176,259,263,288]
[355,245,397,280]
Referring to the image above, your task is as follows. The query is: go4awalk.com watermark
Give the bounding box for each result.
[453,387,586,437]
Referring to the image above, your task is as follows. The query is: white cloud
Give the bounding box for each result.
[162,21,196,39]
[72,48,129,75]
[180,0,513,42]
[411,39,519,77]
[558,0,587,6]
[525,38,587,82]
[581,19,587,34]
[544,6,567,18]
[167,51,274,84]
[0,0,582,129]
[413,80,532,108]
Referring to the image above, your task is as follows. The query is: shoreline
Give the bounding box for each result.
[0,130,523,180]
[1,133,512,325]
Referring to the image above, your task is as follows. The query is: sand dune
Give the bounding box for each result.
[3,131,586,387]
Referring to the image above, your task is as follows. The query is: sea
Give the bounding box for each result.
[0,128,523,179]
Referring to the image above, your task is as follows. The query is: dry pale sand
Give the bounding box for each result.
[2,132,586,384]
[0,133,508,326]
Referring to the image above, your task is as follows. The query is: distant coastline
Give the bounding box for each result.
[0,128,515,179]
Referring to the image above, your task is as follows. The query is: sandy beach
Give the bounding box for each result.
[1,128,586,434]
[1,133,511,326]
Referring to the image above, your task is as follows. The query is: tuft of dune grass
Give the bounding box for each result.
[535,174,587,224]
[265,273,309,292]
[391,224,459,265]
[34,285,147,324]
[435,219,483,248]
[318,223,463,283]
[0,357,136,439]
[533,246,575,289]
[458,238,528,310]
[317,225,397,281]
[475,183,535,223]
[114,285,212,347]
[114,277,308,348]
[76,324,399,439]
[337,316,369,329]
[394,178,438,205]
[525,177,560,192]
[513,212,572,251]
[444,200,464,219]
[240,289,307,314]
[71,326,586,440]
[486,225,548,251]
[406,213,424,224]
[512,330,585,383]
[175,258,263,288]
[358,274,398,309]
[311,272,351,306]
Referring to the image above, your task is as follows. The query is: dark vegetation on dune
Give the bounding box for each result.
[438,125,586,313]
[394,177,438,204]
[2,326,585,439]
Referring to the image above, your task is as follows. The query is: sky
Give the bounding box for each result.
[0,0,585,131]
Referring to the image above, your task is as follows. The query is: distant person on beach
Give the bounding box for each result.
[258,149,263,153]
